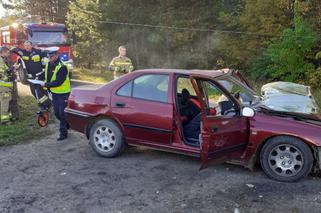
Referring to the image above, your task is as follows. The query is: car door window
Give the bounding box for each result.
[201,80,236,116]
[218,78,255,105]
[177,77,197,96]
[117,80,133,97]
[133,74,169,102]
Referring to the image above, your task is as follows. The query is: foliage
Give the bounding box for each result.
[307,67,321,89]
[2,0,321,86]
[2,0,70,22]
[66,0,104,67]
[250,18,319,83]
[0,15,19,27]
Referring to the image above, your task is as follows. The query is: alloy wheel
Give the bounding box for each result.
[268,144,304,177]
[93,126,116,153]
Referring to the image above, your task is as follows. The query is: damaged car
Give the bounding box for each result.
[65,69,321,182]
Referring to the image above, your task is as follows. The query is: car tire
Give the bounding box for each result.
[17,66,29,85]
[260,136,313,182]
[89,119,124,158]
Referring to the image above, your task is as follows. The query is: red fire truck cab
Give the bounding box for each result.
[0,22,74,76]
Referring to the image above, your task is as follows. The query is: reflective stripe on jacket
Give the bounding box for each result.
[45,62,70,94]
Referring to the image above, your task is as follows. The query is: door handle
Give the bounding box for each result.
[211,125,219,132]
[115,102,126,107]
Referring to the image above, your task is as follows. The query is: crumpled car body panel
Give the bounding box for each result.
[261,81,319,115]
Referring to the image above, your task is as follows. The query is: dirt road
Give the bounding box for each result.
[0,128,321,213]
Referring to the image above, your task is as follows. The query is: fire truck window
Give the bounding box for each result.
[28,32,68,45]
[2,31,10,44]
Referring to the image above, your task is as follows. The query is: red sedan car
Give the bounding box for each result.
[65,69,321,182]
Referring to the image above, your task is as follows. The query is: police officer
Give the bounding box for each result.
[0,46,19,123]
[11,40,50,110]
[109,46,134,79]
[40,47,70,141]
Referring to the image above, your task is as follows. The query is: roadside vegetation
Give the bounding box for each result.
[72,67,113,83]
[2,0,321,88]
[0,95,52,146]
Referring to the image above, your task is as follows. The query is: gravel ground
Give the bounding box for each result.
[1,128,321,213]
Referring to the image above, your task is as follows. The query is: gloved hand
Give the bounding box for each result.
[41,57,49,66]
[114,66,120,72]
[128,65,134,72]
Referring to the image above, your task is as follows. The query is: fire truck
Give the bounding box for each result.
[0,22,74,84]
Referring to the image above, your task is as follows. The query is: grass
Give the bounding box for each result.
[0,95,53,146]
[72,67,114,83]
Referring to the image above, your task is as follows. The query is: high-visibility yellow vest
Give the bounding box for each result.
[0,57,10,82]
[45,61,71,94]
[109,56,133,73]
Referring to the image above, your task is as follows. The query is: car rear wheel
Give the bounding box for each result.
[260,136,313,182]
[89,119,124,157]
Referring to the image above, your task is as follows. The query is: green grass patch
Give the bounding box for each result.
[72,67,114,83]
[0,95,52,146]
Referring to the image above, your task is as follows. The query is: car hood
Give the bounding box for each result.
[259,82,319,115]
[257,105,321,125]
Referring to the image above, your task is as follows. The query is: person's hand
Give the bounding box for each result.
[39,82,45,87]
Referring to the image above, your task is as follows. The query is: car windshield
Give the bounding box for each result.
[217,76,259,106]
[28,31,68,45]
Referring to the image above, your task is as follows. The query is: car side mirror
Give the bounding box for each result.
[242,106,255,117]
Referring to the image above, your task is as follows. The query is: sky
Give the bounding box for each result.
[0,0,8,17]
[0,4,5,17]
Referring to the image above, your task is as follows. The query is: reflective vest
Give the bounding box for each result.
[45,61,70,94]
[109,56,134,73]
[0,57,10,82]
[11,47,47,77]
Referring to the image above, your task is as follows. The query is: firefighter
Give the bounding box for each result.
[40,47,70,141]
[0,46,19,123]
[10,40,51,111]
[109,46,134,79]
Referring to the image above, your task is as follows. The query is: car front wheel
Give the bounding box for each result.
[89,119,124,157]
[260,136,313,182]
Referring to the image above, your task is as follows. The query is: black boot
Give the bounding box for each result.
[57,133,68,141]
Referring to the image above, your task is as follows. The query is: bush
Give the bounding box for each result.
[250,19,319,83]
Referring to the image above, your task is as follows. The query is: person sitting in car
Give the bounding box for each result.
[180,89,201,140]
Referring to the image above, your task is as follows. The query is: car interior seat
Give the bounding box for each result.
[219,100,234,115]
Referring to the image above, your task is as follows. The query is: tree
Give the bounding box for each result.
[2,0,70,23]
[250,18,319,83]
[66,0,103,67]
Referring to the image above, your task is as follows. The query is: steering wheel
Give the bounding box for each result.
[223,108,236,116]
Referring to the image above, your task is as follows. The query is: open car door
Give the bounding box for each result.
[190,75,250,167]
